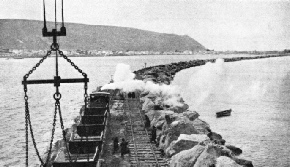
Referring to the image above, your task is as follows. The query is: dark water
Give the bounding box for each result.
[0,55,289,166]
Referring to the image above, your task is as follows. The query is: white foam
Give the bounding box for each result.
[101,63,184,108]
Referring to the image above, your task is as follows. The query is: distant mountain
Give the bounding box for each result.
[0,19,206,51]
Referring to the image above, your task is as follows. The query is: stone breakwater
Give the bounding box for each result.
[132,54,289,167]
[134,54,289,85]
[43,54,289,166]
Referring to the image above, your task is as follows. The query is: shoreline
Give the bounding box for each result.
[1,52,289,59]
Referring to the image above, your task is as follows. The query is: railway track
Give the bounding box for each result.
[123,98,169,167]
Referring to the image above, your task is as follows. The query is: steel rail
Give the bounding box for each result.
[124,99,139,166]
[134,99,160,167]
[125,98,164,167]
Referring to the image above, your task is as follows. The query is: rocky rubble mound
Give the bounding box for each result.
[134,55,286,85]
[140,94,253,166]
[135,59,255,167]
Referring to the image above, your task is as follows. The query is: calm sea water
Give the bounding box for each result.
[0,54,289,166]
[171,56,290,167]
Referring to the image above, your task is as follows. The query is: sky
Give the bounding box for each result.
[1,0,290,51]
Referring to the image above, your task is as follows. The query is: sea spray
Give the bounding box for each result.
[171,57,287,113]
[101,63,183,107]
[113,63,135,82]
[102,59,284,111]
[171,59,228,111]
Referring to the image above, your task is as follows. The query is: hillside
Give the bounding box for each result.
[0,19,205,51]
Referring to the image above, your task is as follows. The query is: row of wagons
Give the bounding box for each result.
[52,92,110,167]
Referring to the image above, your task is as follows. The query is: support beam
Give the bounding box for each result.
[22,78,89,85]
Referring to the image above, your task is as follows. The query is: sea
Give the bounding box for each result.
[0,54,289,167]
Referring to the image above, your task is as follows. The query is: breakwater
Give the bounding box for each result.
[42,53,289,166]
[130,54,289,166]
[134,54,289,85]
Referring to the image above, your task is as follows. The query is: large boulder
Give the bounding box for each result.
[207,132,222,140]
[163,113,210,135]
[216,156,243,167]
[191,118,211,134]
[207,131,226,145]
[157,112,205,151]
[170,145,205,167]
[165,140,195,157]
[166,120,199,137]
[165,134,210,157]
[232,157,254,167]
[193,144,222,167]
[159,119,199,150]
[169,103,189,113]
[220,146,233,157]
[141,97,155,112]
[159,133,173,151]
[146,110,174,125]
[183,110,200,121]
[177,134,210,142]
[225,145,243,156]
[163,113,210,134]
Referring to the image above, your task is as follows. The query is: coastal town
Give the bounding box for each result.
[1,48,288,58]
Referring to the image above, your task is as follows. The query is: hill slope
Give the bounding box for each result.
[0,19,205,51]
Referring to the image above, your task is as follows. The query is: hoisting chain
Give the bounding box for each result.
[24,51,51,79]
[59,50,89,111]
[45,94,58,166]
[58,51,87,76]
[23,50,51,166]
[58,50,89,163]
[24,48,89,166]
[54,91,73,164]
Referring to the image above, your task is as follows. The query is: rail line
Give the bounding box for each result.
[123,98,168,167]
